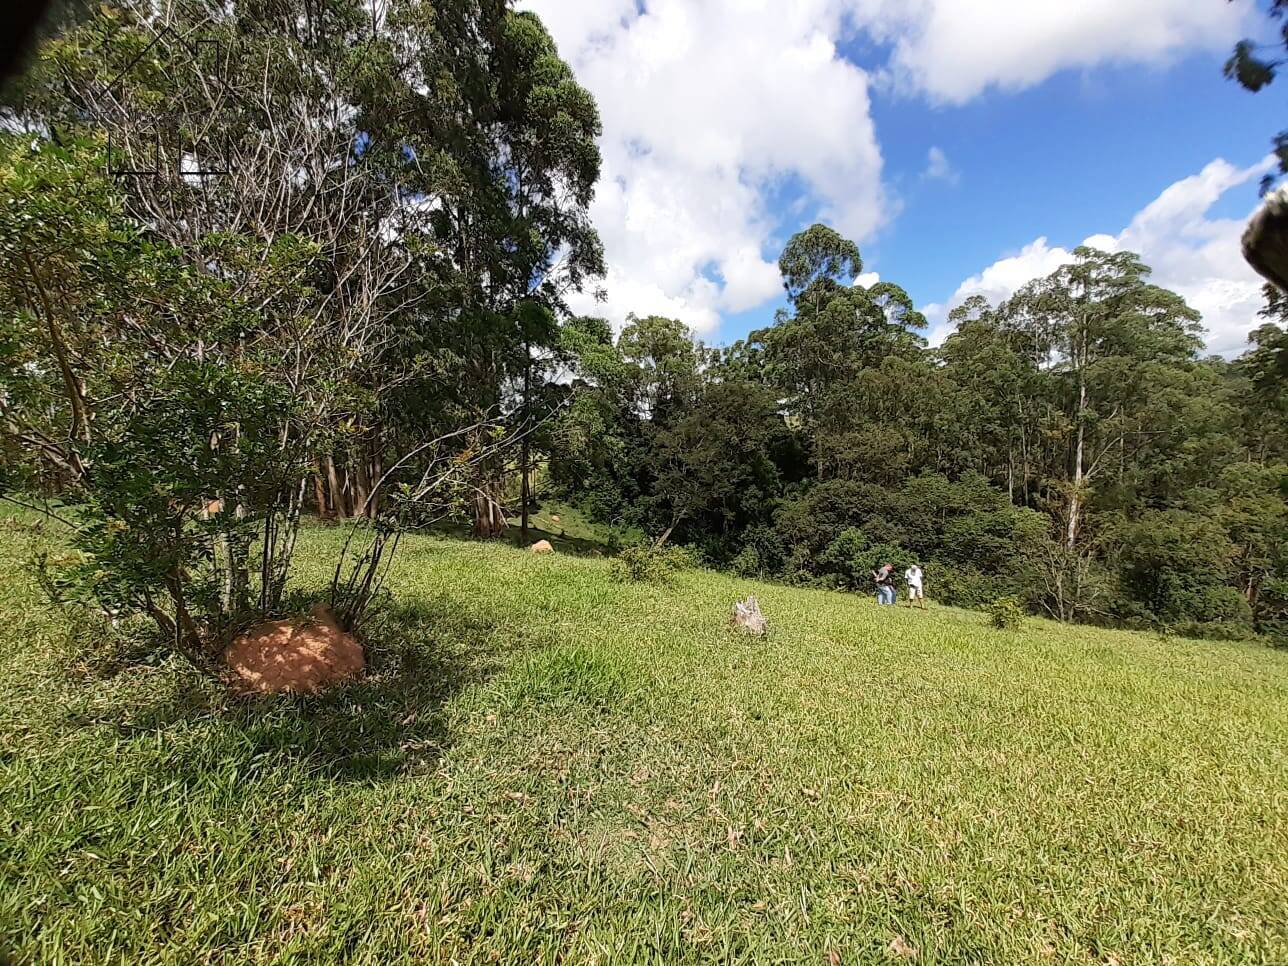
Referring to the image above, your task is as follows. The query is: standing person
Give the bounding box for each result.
[904,562,926,610]
[872,563,896,606]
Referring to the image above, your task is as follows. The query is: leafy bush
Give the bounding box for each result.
[989,597,1026,630]
[731,545,762,577]
[816,528,914,592]
[1169,620,1260,643]
[663,545,702,571]
[612,544,695,584]
[929,565,1016,609]
[1110,510,1252,628]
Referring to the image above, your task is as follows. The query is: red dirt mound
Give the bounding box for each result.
[224,604,364,695]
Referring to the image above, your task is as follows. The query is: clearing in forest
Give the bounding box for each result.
[1,518,1286,963]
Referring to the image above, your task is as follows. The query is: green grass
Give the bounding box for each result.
[2,516,1287,964]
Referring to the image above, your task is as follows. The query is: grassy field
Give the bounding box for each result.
[2,516,1287,964]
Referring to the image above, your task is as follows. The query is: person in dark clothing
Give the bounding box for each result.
[872,562,896,606]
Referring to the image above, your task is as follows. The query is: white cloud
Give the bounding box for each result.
[929,158,1276,354]
[950,237,1076,307]
[520,1,1256,339]
[855,271,882,288]
[923,146,958,184]
[521,0,886,335]
[853,0,1249,104]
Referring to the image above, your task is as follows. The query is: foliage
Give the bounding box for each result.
[988,596,1026,630]
[1225,0,1288,188]
[4,2,1287,666]
[611,543,694,584]
[0,0,604,664]
[0,139,321,662]
[543,227,1284,642]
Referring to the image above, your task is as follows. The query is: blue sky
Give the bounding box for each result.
[524,0,1281,355]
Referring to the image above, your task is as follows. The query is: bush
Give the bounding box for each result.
[816,528,913,592]
[989,596,1026,630]
[612,544,695,584]
[730,545,761,577]
[930,565,1018,609]
[1169,620,1260,643]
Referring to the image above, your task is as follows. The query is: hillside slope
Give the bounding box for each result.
[2,519,1286,963]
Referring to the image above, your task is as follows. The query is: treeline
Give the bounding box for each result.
[546,227,1288,643]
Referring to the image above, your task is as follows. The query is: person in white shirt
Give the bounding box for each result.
[904,563,926,609]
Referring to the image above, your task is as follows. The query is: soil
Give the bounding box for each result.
[224,604,364,695]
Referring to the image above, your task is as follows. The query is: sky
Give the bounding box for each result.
[518,0,1286,356]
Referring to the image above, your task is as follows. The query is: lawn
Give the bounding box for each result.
[1,515,1286,964]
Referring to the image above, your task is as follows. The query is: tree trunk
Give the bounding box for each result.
[654,512,681,549]
[313,461,332,521]
[353,456,371,520]
[325,454,349,519]
[1007,445,1014,504]
[23,251,90,457]
[368,438,383,517]
[1067,359,1088,551]
[520,438,530,541]
[521,345,531,542]
[472,477,507,538]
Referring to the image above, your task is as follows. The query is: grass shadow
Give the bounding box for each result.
[61,595,512,784]
[419,519,612,557]
[236,596,507,781]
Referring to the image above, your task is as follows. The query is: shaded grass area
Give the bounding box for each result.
[426,498,642,557]
[1,516,1286,963]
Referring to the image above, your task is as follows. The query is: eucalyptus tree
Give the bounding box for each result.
[1002,247,1202,550]
[937,296,1046,502]
[373,4,604,537]
[762,224,928,483]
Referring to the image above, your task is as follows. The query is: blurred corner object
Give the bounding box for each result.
[2,0,53,83]
[1245,187,1288,293]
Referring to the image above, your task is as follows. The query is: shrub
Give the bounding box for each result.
[612,544,694,584]
[731,545,761,577]
[989,596,1026,630]
[930,565,1017,609]
[816,528,914,592]
[1169,620,1260,643]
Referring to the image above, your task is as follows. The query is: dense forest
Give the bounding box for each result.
[0,0,1285,664]
[545,232,1288,642]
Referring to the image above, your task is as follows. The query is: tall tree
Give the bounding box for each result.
[762,225,928,483]
[1003,248,1202,550]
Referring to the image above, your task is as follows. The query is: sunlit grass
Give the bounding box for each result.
[1,515,1286,963]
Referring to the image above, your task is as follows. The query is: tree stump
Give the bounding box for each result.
[731,596,767,636]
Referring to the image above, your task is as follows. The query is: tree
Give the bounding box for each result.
[617,315,704,425]
[646,379,787,549]
[0,0,606,662]
[763,225,928,482]
[776,223,862,308]
[1003,247,1202,550]
[938,296,1045,503]
[0,138,320,660]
